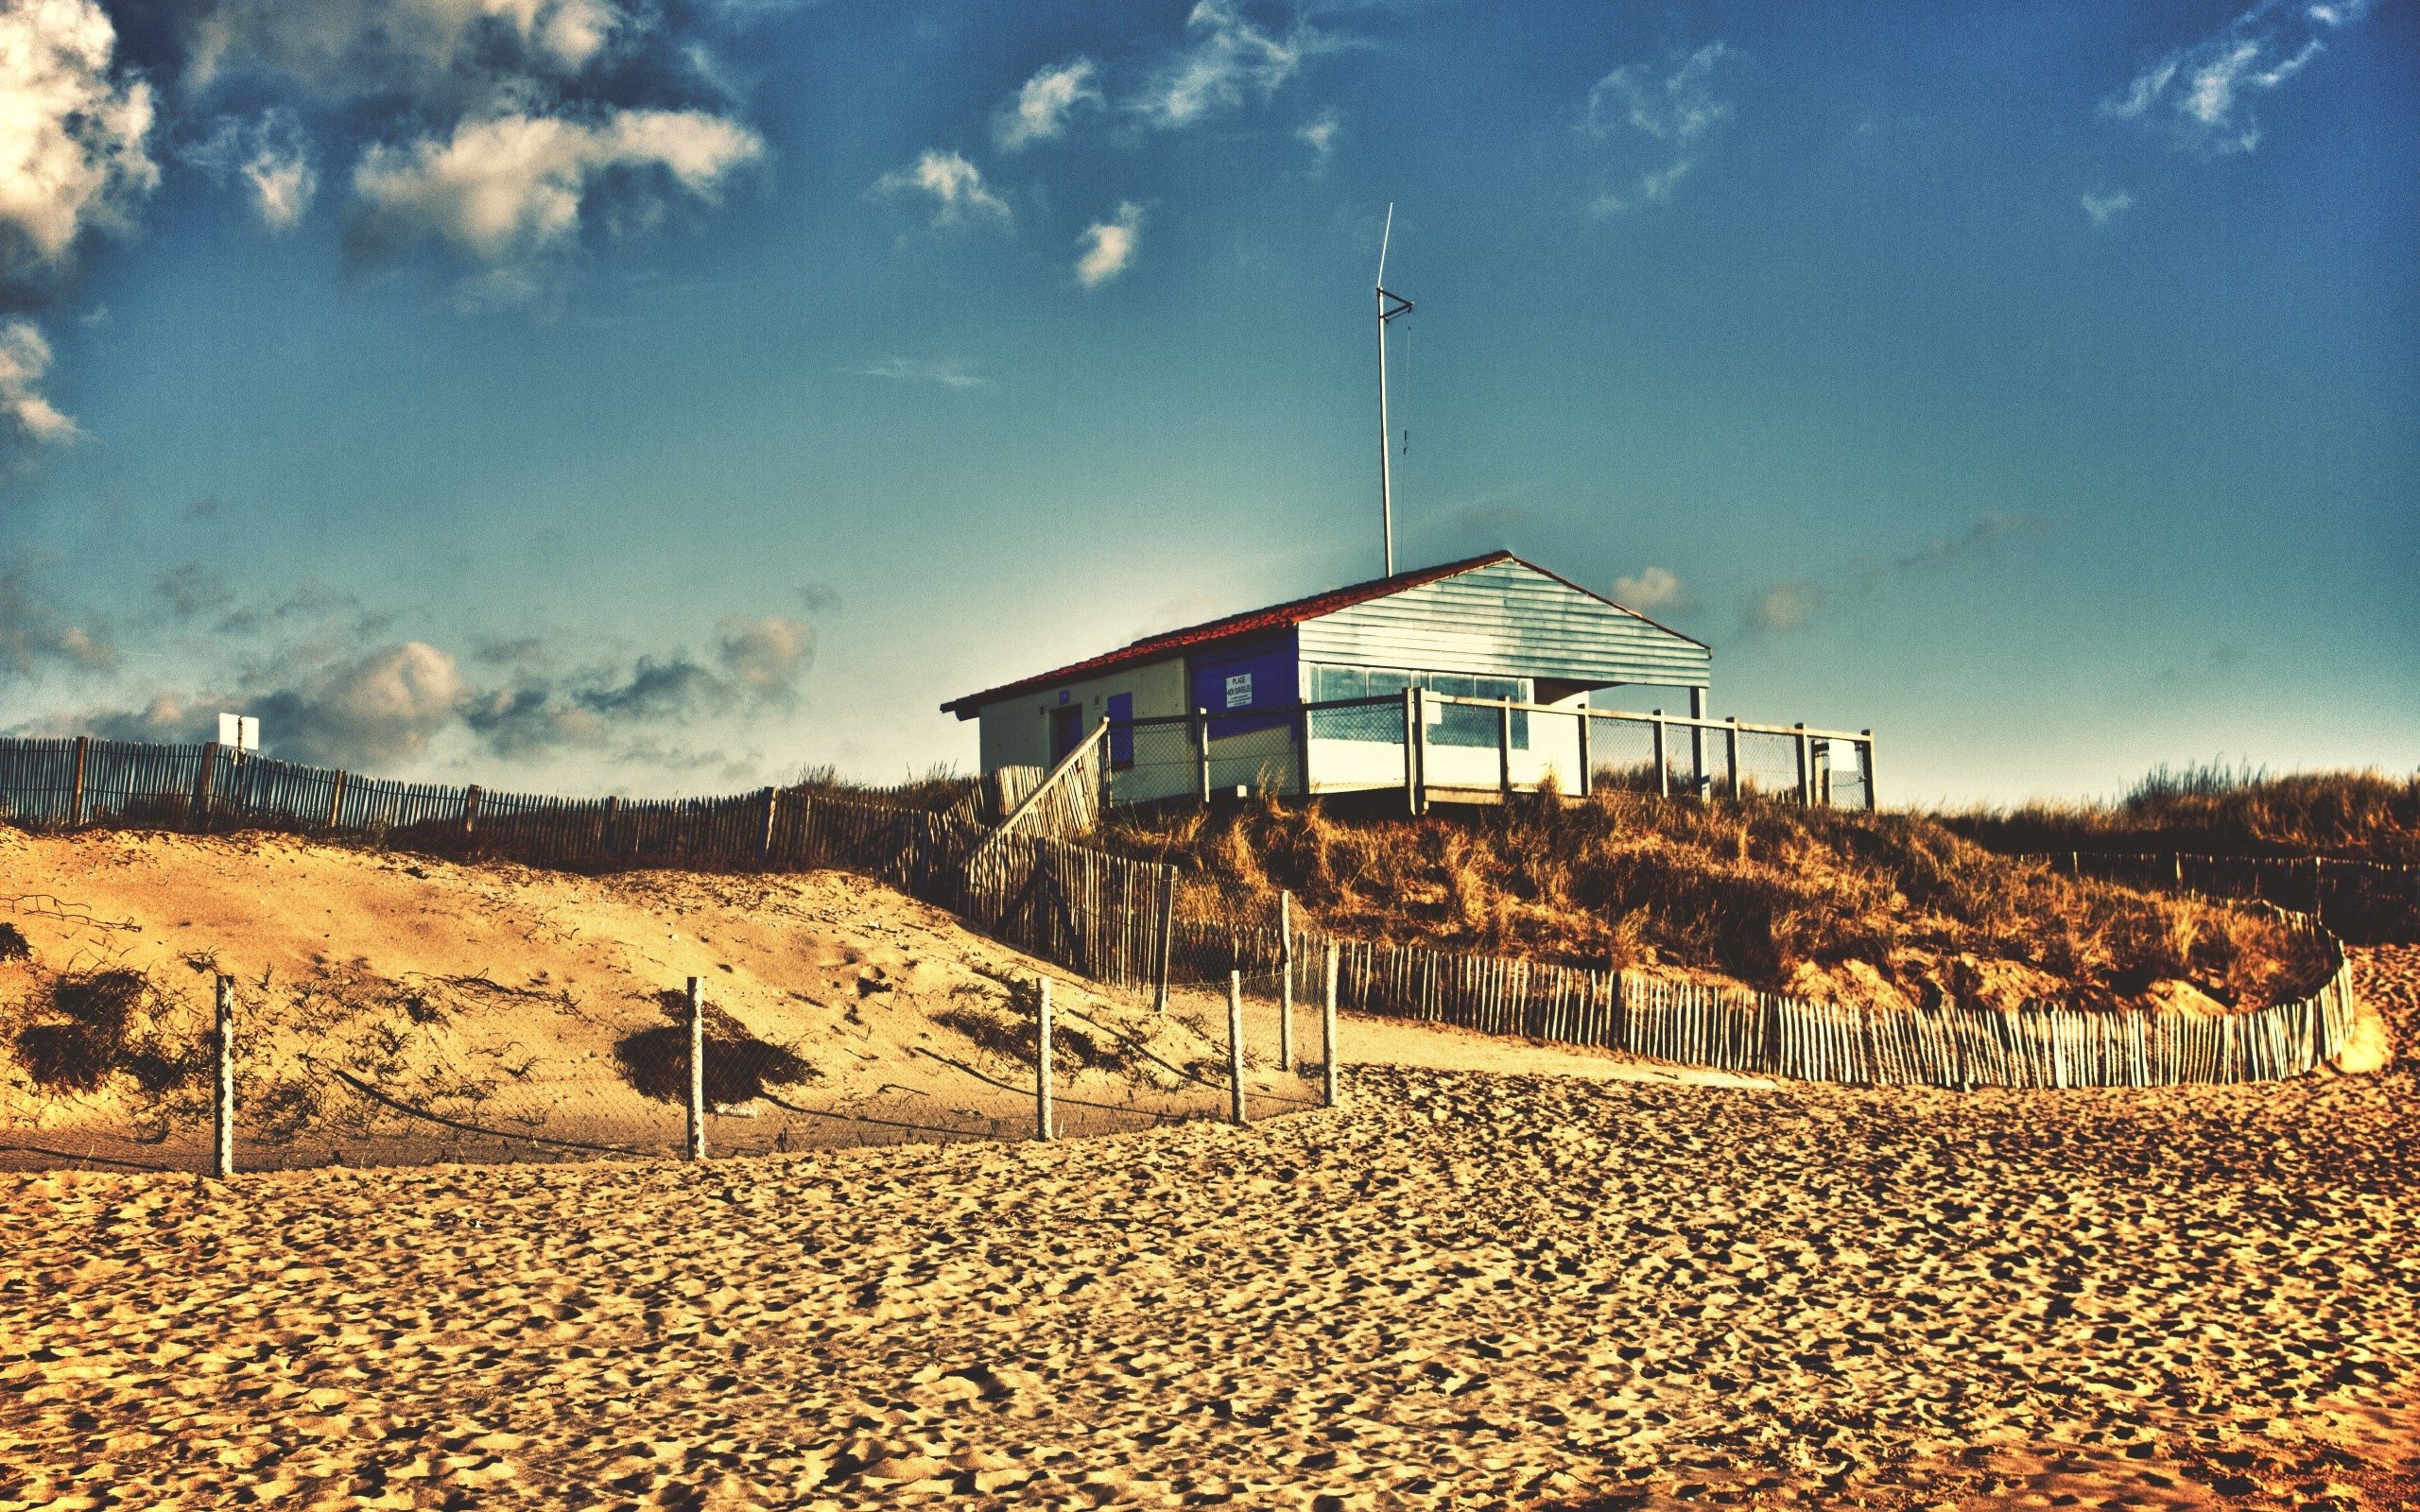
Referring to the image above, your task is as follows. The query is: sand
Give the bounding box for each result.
[2,908,2413,1508]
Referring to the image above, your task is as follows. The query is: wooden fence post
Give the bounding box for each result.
[1651,711,1669,799]
[1688,686,1708,797]
[758,786,780,866]
[1035,975,1055,1141]
[1723,719,1741,800]
[685,976,706,1160]
[1278,890,1295,1072]
[1859,730,1877,812]
[1153,868,1177,1014]
[1576,711,1593,799]
[462,784,483,839]
[214,974,235,1178]
[1401,689,1420,816]
[1322,943,1340,1108]
[69,736,87,827]
[192,742,219,826]
[1194,707,1212,806]
[1227,971,1248,1126]
[1793,725,1812,806]
[601,795,621,859]
[1497,702,1514,799]
[326,770,348,830]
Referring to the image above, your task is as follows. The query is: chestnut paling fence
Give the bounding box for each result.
[0,735,2363,1101]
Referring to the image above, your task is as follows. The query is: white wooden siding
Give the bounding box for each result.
[1297,558,1708,689]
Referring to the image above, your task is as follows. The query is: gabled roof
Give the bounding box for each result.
[940,550,1706,717]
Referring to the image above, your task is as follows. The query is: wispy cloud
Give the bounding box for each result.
[0,320,79,451]
[1076,201,1145,288]
[1611,566,1693,617]
[2081,189,2135,226]
[874,148,1011,229]
[1131,0,1319,130]
[184,109,318,231]
[994,57,1103,150]
[843,356,991,390]
[2101,0,2368,155]
[0,558,117,679]
[1583,41,1738,215]
[1295,109,1340,173]
[1739,514,2046,637]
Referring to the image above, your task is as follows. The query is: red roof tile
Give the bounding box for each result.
[941,551,1519,717]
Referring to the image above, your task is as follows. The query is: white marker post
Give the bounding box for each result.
[213,975,235,1178]
[1035,976,1056,1142]
[685,976,706,1160]
[1322,944,1341,1109]
[1228,971,1249,1126]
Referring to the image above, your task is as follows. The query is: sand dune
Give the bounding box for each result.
[1,894,2411,1508]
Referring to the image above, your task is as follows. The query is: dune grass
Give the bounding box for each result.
[1945,765,2420,864]
[1107,784,2333,1013]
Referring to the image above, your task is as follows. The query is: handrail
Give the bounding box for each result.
[1104,695,1873,746]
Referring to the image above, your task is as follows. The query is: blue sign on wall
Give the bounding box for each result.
[1189,636,1298,736]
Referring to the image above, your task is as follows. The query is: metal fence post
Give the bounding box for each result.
[1688,686,1708,797]
[1193,706,1211,806]
[1793,724,1812,806]
[1860,730,1877,812]
[1322,943,1341,1109]
[1576,710,1593,799]
[1651,711,1669,799]
[1497,701,1514,799]
[1724,719,1741,799]
[213,974,235,1178]
[1278,890,1296,1071]
[685,976,706,1160]
[1227,971,1248,1126]
[1035,975,1055,1141]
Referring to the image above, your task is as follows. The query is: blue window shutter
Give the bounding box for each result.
[1107,692,1133,768]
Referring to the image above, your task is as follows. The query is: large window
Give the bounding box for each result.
[1307,665,1530,747]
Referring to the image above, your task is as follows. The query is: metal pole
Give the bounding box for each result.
[1651,711,1669,799]
[1688,687,1708,797]
[1576,710,1593,799]
[1497,702,1513,799]
[1228,971,1248,1126]
[1411,687,1429,815]
[1793,724,1812,806]
[1378,277,1394,577]
[1401,688,1419,816]
[685,976,706,1160]
[1322,944,1340,1109]
[1278,891,1295,1072]
[1035,976,1055,1141]
[213,975,235,1178]
[1194,706,1211,806]
[1724,718,1741,800]
[1860,729,1877,812]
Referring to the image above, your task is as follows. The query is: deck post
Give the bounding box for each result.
[1793,724,1812,806]
[1193,707,1211,806]
[1497,702,1513,799]
[1688,687,1708,797]
[1723,719,1741,799]
[1859,730,1877,812]
[69,736,88,827]
[1651,711,1669,799]
[1576,710,1593,799]
[1410,689,1429,815]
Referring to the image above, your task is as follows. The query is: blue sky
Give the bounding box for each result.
[2,0,2413,805]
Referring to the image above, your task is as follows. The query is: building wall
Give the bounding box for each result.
[975,656,1190,776]
[1298,558,1710,690]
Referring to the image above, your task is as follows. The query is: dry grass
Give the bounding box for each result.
[1109,784,2333,1013]
[1946,765,2420,863]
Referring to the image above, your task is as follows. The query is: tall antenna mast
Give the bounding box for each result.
[1375,203,1415,576]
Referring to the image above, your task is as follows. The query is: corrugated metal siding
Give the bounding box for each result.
[1297,558,1709,687]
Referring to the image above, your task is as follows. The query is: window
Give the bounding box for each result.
[1305,664,1532,747]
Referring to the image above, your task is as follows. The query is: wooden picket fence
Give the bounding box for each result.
[1,735,2362,1089]
[2030,849,2419,942]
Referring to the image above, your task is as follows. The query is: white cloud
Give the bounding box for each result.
[353,108,763,266]
[715,614,815,704]
[1745,579,1820,636]
[845,357,990,390]
[1132,0,1313,129]
[1075,201,1144,288]
[0,318,78,450]
[1611,566,1692,616]
[2101,0,2367,155]
[1296,109,1340,173]
[1584,42,1737,215]
[2081,189,2135,226]
[994,58,1103,151]
[874,149,1011,229]
[0,0,157,281]
[186,110,319,232]
[185,0,627,103]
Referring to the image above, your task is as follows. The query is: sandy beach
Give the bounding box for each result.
[3,934,2411,1508]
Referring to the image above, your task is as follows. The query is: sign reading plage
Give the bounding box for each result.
[1224,673,1253,709]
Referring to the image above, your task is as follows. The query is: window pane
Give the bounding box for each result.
[1312,664,1365,701]
[1366,668,1412,698]
[1426,673,1476,699]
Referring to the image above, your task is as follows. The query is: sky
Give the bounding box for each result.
[1,0,2413,807]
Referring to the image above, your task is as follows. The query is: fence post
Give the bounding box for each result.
[1153,867,1177,1014]
[1411,688,1429,815]
[1860,730,1876,812]
[601,795,621,858]
[1724,719,1741,799]
[1400,689,1419,816]
[327,770,348,829]
[758,785,780,865]
[192,741,219,825]
[69,736,88,827]
[1292,706,1310,799]
[1322,943,1340,1108]
[1278,890,1295,1072]
[1688,686,1708,797]
[462,784,483,839]
[1576,711,1593,799]
[1793,725,1812,806]
[1227,971,1248,1126]
[1497,702,1513,799]
[1651,711,1669,799]
[1035,975,1055,1141]
[214,974,235,1178]
[685,976,706,1160]
[1193,706,1211,806]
